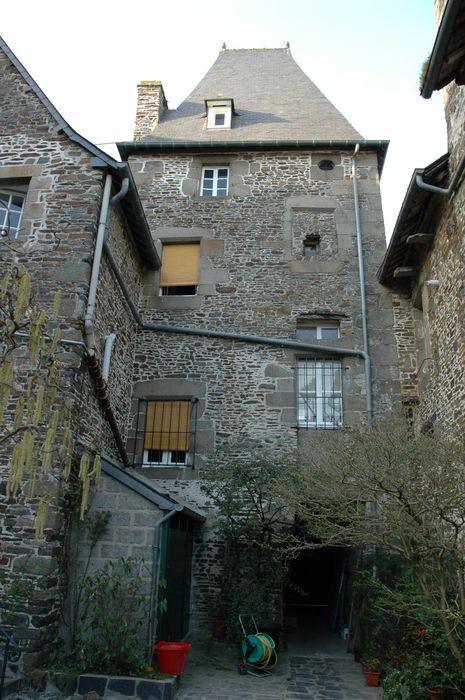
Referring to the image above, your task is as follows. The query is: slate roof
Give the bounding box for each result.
[421,0,465,98]
[141,48,363,143]
[378,154,449,288]
[102,459,205,522]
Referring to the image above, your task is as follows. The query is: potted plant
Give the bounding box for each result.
[362,656,382,686]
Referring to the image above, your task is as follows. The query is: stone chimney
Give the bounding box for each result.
[133,81,168,141]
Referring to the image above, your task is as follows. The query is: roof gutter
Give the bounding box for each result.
[415,152,465,197]
[421,0,463,98]
[118,139,390,174]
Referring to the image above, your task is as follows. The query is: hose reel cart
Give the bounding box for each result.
[238,615,277,676]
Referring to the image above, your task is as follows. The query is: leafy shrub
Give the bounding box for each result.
[76,557,148,674]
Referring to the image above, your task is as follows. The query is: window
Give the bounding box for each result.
[303,235,320,257]
[134,400,198,467]
[0,189,25,239]
[200,167,229,197]
[297,358,342,428]
[296,322,340,341]
[318,159,335,171]
[160,242,200,296]
[205,98,233,129]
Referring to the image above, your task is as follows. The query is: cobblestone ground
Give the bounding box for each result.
[5,644,382,700]
[175,646,381,700]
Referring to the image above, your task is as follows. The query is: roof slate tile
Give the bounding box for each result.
[143,48,363,143]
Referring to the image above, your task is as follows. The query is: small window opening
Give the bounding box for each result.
[296,322,340,341]
[303,235,320,256]
[318,159,335,171]
[215,113,225,126]
[161,285,197,296]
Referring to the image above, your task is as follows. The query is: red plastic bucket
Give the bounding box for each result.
[154,641,192,675]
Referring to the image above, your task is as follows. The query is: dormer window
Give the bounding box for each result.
[205,98,234,129]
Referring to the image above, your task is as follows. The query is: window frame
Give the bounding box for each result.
[296,357,343,429]
[296,322,340,341]
[133,399,198,468]
[0,189,26,239]
[159,241,200,296]
[205,99,233,129]
[200,166,229,197]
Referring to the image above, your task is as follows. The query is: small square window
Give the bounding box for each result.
[201,166,229,197]
[303,235,320,257]
[205,99,233,129]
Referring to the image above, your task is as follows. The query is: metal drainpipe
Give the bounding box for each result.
[103,240,369,359]
[351,145,373,423]
[84,174,112,356]
[416,153,465,197]
[83,174,131,467]
[102,333,117,381]
[147,505,184,665]
[84,175,129,356]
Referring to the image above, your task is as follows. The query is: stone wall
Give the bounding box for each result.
[128,146,401,632]
[0,46,146,671]
[390,72,465,436]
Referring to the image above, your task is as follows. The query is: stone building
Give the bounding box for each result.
[0,36,401,674]
[118,46,400,636]
[379,0,465,437]
[0,36,203,676]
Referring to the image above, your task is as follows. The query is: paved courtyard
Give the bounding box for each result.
[176,635,381,700]
[5,615,381,700]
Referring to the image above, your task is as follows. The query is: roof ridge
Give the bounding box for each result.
[222,47,289,52]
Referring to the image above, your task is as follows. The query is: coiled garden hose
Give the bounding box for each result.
[241,632,277,670]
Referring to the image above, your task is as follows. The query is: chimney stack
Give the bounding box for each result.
[133,81,168,141]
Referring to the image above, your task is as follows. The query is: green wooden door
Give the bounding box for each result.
[157,514,194,641]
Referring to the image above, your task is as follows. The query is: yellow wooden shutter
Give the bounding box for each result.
[144,401,191,451]
[160,243,200,287]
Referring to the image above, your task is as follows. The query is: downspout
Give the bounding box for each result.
[84,175,129,355]
[84,174,131,467]
[416,153,465,197]
[102,333,117,381]
[84,174,113,356]
[147,504,184,665]
[351,145,373,423]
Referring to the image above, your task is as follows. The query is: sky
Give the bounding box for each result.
[1,0,447,239]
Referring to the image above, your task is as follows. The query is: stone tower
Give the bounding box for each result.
[119,47,401,635]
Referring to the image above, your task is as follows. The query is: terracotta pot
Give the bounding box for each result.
[363,670,381,687]
[428,690,441,700]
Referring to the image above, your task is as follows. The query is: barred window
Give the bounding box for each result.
[133,399,198,467]
[297,359,342,428]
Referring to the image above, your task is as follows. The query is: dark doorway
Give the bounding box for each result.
[157,514,194,641]
[285,548,349,649]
